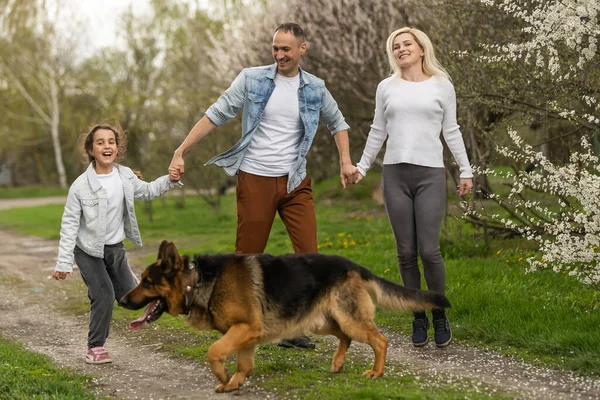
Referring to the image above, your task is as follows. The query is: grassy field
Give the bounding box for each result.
[0,334,99,399]
[0,178,598,398]
[0,185,68,199]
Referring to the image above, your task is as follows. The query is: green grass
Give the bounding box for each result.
[1,180,599,398]
[0,204,65,238]
[0,186,68,199]
[0,335,98,399]
[108,308,516,399]
[247,345,512,400]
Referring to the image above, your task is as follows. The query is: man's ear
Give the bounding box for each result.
[157,240,169,260]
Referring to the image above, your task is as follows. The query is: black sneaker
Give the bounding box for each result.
[433,317,452,348]
[411,318,429,347]
[277,336,316,349]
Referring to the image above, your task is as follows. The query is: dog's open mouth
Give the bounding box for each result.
[129,299,166,330]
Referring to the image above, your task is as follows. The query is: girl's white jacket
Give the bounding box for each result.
[55,163,182,272]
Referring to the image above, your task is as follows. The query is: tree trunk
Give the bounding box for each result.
[49,73,67,188]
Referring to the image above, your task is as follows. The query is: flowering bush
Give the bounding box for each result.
[473,0,600,128]
[465,0,600,286]
[463,130,600,285]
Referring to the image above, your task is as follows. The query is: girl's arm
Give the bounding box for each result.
[55,187,81,273]
[131,172,183,201]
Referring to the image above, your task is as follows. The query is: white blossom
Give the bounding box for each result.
[466,131,600,285]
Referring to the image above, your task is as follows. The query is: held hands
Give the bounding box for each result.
[168,166,181,182]
[457,178,474,196]
[52,270,73,280]
[353,167,364,184]
[168,152,184,182]
[340,164,363,188]
[340,163,357,189]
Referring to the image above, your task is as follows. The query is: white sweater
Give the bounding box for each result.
[357,75,473,178]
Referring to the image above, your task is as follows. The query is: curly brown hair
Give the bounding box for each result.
[81,121,128,164]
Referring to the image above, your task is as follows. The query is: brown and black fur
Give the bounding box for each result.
[120,240,450,393]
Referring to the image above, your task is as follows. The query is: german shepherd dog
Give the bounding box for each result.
[120,241,450,393]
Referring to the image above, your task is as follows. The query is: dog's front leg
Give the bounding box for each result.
[228,345,256,388]
[207,323,262,392]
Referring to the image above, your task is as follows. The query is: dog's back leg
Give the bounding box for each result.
[207,323,263,392]
[314,321,352,373]
[330,329,352,373]
[331,289,389,379]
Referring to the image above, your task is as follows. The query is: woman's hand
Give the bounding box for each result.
[353,170,364,184]
[457,178,473,196]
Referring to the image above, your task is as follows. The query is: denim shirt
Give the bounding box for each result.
[55,163,182,272]
[205,63,350,193]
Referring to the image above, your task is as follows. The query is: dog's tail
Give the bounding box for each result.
[362,269,450,311]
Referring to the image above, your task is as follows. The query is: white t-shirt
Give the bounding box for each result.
[357,75,473,178]
[240,73,303,176]
[96,168,126,245]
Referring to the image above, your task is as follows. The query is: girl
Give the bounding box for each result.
[53,122,181,364]
[354,28,473,348]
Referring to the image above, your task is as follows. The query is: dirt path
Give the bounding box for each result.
[0,229,269,400]
[0,198,599,399]
[0,195,68,209]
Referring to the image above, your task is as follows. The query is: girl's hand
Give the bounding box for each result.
[169,153,185,180]
[168,166,181,182]
[457,178,473,196]
[52,270,73,280]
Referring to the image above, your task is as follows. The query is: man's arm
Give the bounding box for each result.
[169,116,217,180]
[169,69,248,181]
[333,130,355,189]
[319,86,355,188]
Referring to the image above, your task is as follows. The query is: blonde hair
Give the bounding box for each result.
[386,27,450,80]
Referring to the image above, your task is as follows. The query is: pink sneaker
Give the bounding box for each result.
[85,346,112,364]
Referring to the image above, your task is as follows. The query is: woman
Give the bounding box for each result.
[354,27,473,347]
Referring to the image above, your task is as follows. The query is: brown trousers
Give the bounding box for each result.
[235,171,318,254]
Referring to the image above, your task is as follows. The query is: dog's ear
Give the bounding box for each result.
[162,242,183,275]
[157,240,170,260]
[182,254,190,269]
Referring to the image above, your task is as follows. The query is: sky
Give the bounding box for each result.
[76,0,153,51]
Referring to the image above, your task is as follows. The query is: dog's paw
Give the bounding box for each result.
[331,361,344,373]
[362,369,383,379]
[215,382,241,393]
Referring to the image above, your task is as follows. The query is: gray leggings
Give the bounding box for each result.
[382,163,447,295]
[74,243,138,348]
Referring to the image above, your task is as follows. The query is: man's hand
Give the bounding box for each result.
[52,270,73,280]
[340,163,358,189]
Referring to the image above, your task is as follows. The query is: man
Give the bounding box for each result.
[168,23,354,349]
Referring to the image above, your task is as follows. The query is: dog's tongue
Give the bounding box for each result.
[129,300,157,330]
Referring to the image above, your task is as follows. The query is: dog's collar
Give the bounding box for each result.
[183,260,199,315]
